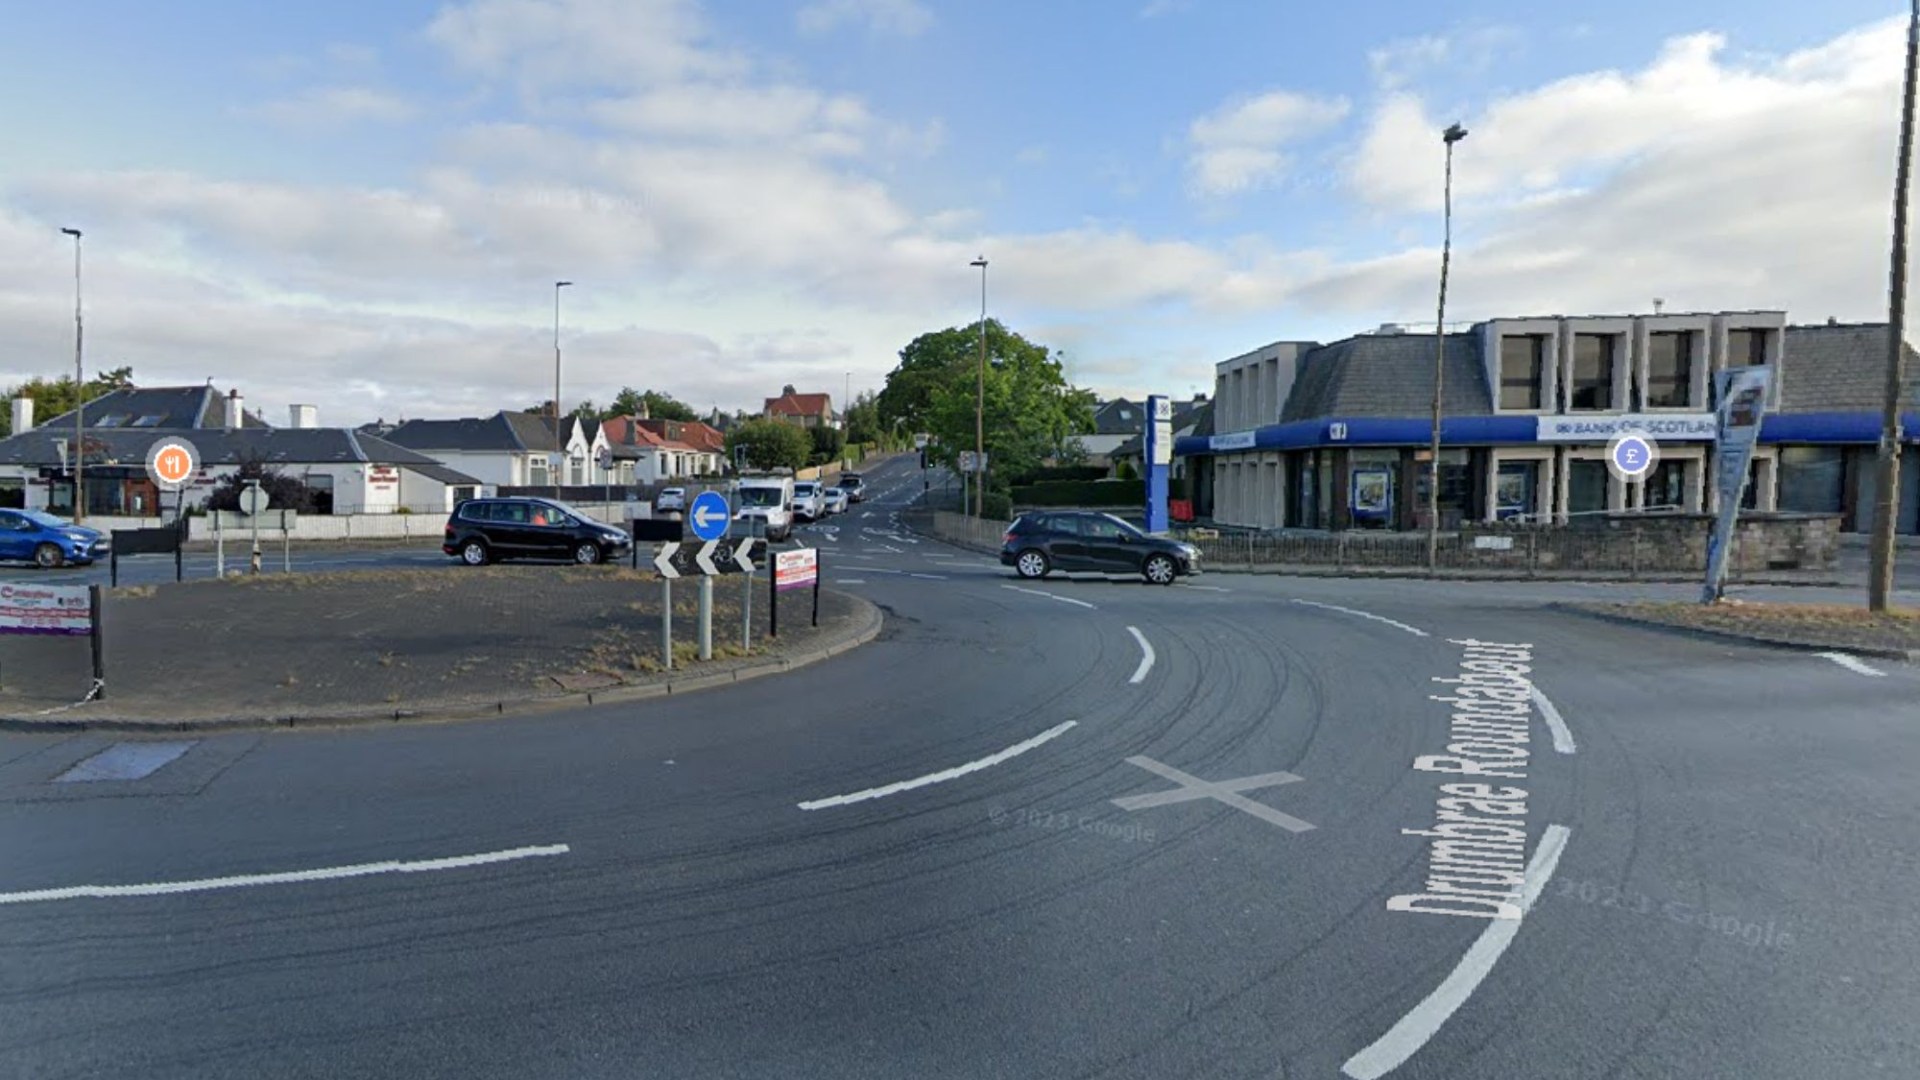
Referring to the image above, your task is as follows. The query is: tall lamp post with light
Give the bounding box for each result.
[553,280,573,498]
[970,256,989,518]
[60,227,84,521]
[1425,123,1468,572]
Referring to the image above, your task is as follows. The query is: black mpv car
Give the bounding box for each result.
[443,497,633,566]
[999,511,1201,584]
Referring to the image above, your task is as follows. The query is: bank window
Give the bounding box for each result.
[1727,329,1769,368]
[1643,460,1687,510]
[1499,335,1545,410]
[1777,446,1843,513]
[1570,334,1615,411]
[1646,332,1693,408]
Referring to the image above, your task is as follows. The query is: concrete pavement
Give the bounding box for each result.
[2,451,1917,1079]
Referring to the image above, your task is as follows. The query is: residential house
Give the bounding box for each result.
[375,411,610,490]
[764,385,837,429]
[601,416,726,482]
[0,386,487,516]
[1181,311,1920,533]
[1068,398,1148,464]
[1110,395,1212,482]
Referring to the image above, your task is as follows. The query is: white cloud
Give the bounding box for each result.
[796,0,933,38]
[1367,26,1522,91]
[1186,90,1351,197]
[241,86,418,128]
[427,0,747,92]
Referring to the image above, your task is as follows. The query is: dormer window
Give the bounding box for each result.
[1727,328,1769,367]
[95,413,130,428]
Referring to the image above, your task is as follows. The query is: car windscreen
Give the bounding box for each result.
[740,487,785,507]
[1099,513,1146,539]
[22,510,69,529]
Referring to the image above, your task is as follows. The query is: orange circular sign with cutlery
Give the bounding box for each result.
[145,437,200,491]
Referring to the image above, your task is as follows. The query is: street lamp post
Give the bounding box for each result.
[60,228,84,522]
[553,280,573,498]
[1426,123,1468,572]
[971,256,989,518]
[1870,0,1918,613]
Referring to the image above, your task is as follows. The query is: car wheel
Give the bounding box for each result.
[574,542,603,565]
[34,542,64,569]
[1143,553,1177,585]
[1016,549,1050,579]
[460,540,490,566]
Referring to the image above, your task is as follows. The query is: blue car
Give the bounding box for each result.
[0,509,108,568]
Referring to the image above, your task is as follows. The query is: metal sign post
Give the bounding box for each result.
[653,542,681,670]
[89,585,105,699]
[697,573,714,661]
[241,480,265,574]
[813,547,822,627]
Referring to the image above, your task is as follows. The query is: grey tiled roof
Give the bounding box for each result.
[1281,332,1490,420]
[1781,323,1920,413]
[32,385,270,432]
[0,426,455,468]
[380,412,542,452]
[1092,399,1145,435]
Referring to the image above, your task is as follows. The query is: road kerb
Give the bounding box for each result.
[0,591,885,733]
[1549,602,1920,662]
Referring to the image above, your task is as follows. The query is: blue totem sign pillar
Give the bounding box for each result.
[1144,394,1172,534]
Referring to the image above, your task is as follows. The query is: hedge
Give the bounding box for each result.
[1011,479,1145,506]
[981,491,1013,520]
[1014,465,1109,484]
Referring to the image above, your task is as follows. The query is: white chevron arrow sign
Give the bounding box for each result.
[695,539,722,576]
[652,542,681,579]
[734,538,759,574]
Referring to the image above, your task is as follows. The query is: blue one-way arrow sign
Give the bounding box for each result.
[689,490,730,542]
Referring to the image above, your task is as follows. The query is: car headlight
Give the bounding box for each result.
[1182,544,1200,559]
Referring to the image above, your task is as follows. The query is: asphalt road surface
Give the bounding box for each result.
[2,451,1918,1079]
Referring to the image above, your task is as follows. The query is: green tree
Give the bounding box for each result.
[204,458,321,513]
[808,424,847,465]
[1,366,135,437]
[727,418,812,471]
[905,322,1094,491]
[876,326,986,434]
[603,387,698,422]
[844,390,884,446]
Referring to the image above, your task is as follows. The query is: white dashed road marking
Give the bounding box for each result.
[796,721,1079,810]
[1126,626,1155,684]
[0,844,572,905]
[1289,598,1429,637]
[1001,584,1097,610]
[1341,825,1572,1079]
[1818,652,1887,677]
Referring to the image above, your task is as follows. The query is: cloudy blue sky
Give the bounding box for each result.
[0,0,1910,426]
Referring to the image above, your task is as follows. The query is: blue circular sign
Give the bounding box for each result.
[688,490,731,541]
[1611,436,1654,478]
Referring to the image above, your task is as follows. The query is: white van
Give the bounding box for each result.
[735,473,795,541]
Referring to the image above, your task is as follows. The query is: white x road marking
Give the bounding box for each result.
[1111,756,1315,832]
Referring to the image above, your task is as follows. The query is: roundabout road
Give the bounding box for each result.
[2,454,1917,1079]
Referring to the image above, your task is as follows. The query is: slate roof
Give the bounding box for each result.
[0,425,463,470]
[32,385,270,432]
[1281,332,1490,420]
[1092,399,1146,435]
[1781,323,1920,413]
[378,411,580,453]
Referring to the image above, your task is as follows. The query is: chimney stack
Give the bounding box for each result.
[1652,298,1665,315]
[9,397,32,434]
[227,389,243,431]
[289,404,318,429]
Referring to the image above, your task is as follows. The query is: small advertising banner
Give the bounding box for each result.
[1701,366,1774,603]
[0,583,92,637]
[775,548,819,592]
[1350,468,1394,522]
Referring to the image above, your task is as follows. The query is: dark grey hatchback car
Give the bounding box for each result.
[443,497,632,566]
[999,511,1201,584]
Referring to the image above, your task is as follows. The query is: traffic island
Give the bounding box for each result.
[1556,599,1920,660]
[0,566,880,731]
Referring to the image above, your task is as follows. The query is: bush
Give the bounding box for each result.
[1011,479,1145,506]
[980,491,1013,520]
